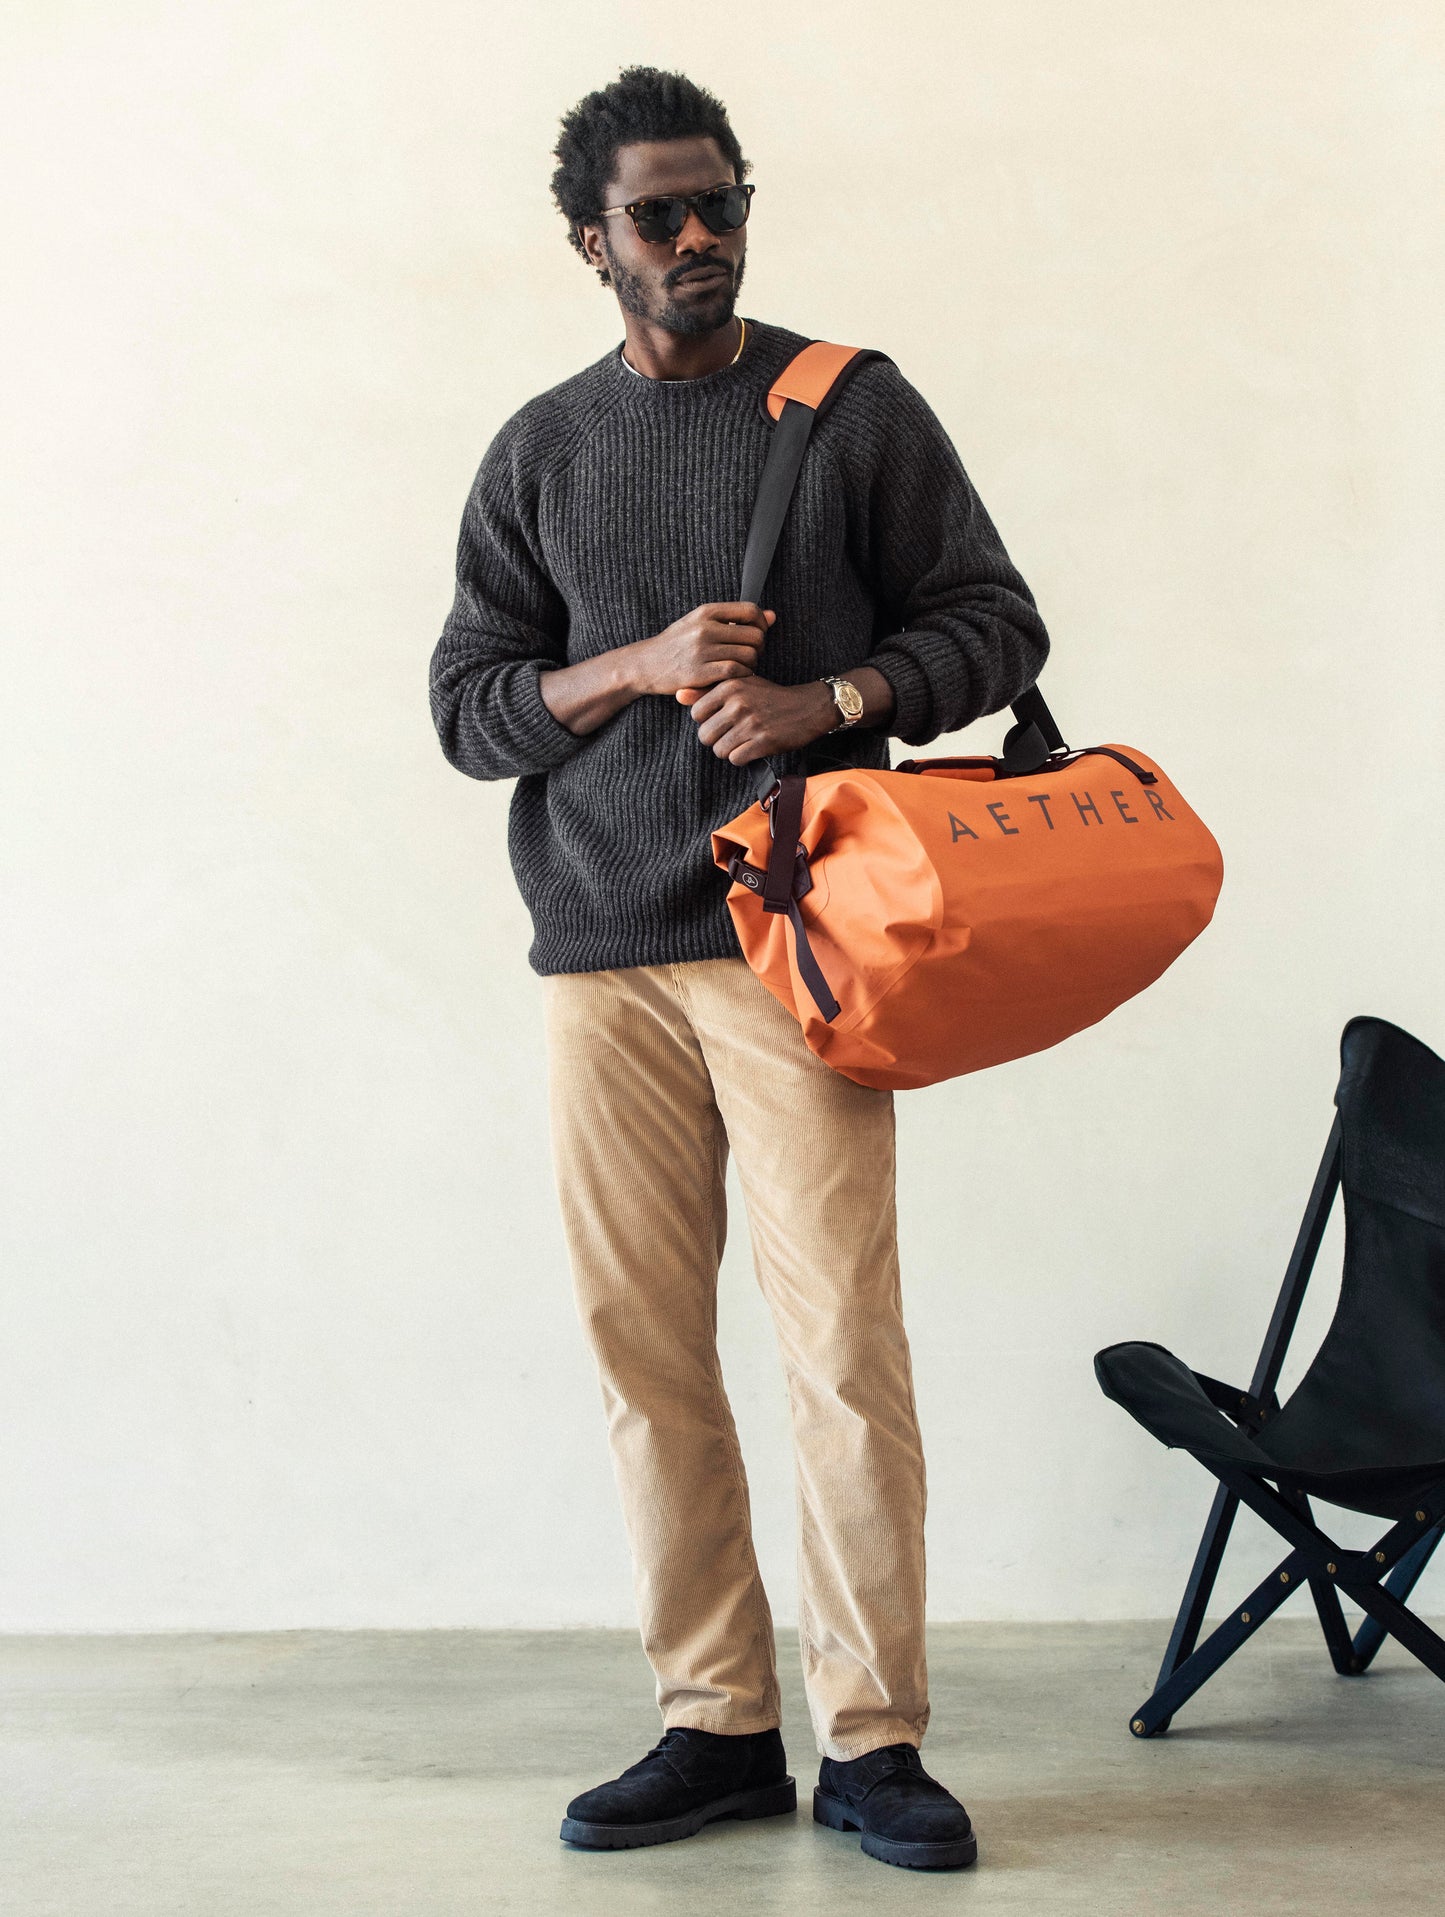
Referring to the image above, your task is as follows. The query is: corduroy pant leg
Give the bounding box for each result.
[540,962,783,1734]
[677,958,930,1763]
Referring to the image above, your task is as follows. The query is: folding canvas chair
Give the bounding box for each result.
[1095,1015,1445,1737]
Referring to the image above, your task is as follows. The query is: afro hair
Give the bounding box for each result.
[551,66,750,285]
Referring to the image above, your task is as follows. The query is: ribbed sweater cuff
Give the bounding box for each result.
[870,647,935,747]
[514,663,592,772]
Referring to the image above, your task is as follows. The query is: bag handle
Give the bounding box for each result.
[738,341,1064,803]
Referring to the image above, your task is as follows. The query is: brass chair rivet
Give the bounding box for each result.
[1132,1718,1146,1733]
[1240,1611,1251,1623]
[1279,1571,1290,1583]
[1416,1511,1427,1523]
[1326,1562,1338,1574]
[1375,1551,1386,1563]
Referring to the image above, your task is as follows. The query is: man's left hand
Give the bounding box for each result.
[678,675,837,764]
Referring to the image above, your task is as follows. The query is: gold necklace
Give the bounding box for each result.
[620,315,747,377]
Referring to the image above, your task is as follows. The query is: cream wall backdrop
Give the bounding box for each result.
[4,1,1443,1631]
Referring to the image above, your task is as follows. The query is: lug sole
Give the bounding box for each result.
[560,1776,796,1850]
[813,1786,978,1871]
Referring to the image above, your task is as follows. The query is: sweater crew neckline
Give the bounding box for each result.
[606,317,799,405]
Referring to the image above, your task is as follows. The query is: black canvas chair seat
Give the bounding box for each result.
[1095,1017,1445,1737]
[1095,1340,1445,1521]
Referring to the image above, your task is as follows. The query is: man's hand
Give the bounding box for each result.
[682,675,838,765]
[537,602,775,739]
[626,602,775,698]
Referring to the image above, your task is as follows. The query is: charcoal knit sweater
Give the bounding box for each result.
[429,317,1050,975]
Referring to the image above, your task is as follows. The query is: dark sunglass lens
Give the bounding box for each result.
[632,197,687,242]
[697,186,751,234]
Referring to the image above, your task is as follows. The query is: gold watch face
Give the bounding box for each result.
[832,678,865,723]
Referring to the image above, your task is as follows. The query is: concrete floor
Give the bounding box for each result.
[3,1620,1442,1917]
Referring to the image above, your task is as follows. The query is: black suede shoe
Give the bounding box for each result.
[815,1743,977,1870]
[560,1726,796,1850]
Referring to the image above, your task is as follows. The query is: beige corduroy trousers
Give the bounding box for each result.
[540,954,929,1761]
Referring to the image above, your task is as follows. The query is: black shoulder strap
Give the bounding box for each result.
[738,341,1063,801]
[741,344,889,608]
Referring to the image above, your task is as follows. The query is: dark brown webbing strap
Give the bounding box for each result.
[756,772,839,1022]
[762,773,806,914]
[785,894,841,1022]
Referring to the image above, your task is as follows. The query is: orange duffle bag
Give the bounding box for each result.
[710,343,1224,1092]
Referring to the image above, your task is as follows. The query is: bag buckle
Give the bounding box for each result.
[727,848,813,900]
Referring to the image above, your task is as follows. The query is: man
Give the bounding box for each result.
[429,66,1049,1873]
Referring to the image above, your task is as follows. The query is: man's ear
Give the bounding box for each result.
[578,221,611,285]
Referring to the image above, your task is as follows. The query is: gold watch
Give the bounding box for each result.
[822,675,865,731]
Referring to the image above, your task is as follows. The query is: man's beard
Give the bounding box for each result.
[606,247,746,338]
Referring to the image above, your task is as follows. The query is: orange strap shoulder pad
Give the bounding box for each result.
[765,341,863,421]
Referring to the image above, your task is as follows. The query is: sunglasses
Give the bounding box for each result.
[598,182,755,245]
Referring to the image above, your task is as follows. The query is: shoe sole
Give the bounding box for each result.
[813,1786,978,1870]
[560,1777,797,1850]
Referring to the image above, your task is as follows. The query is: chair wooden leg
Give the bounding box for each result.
[1282,1489,1360,1675]
[1351,1525,1444,1672]
[1307,1571,1361,1674]
[1339,1570,1445,1682]
[1129,1544,1307,1737]
[1155,1482,1241,1695]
